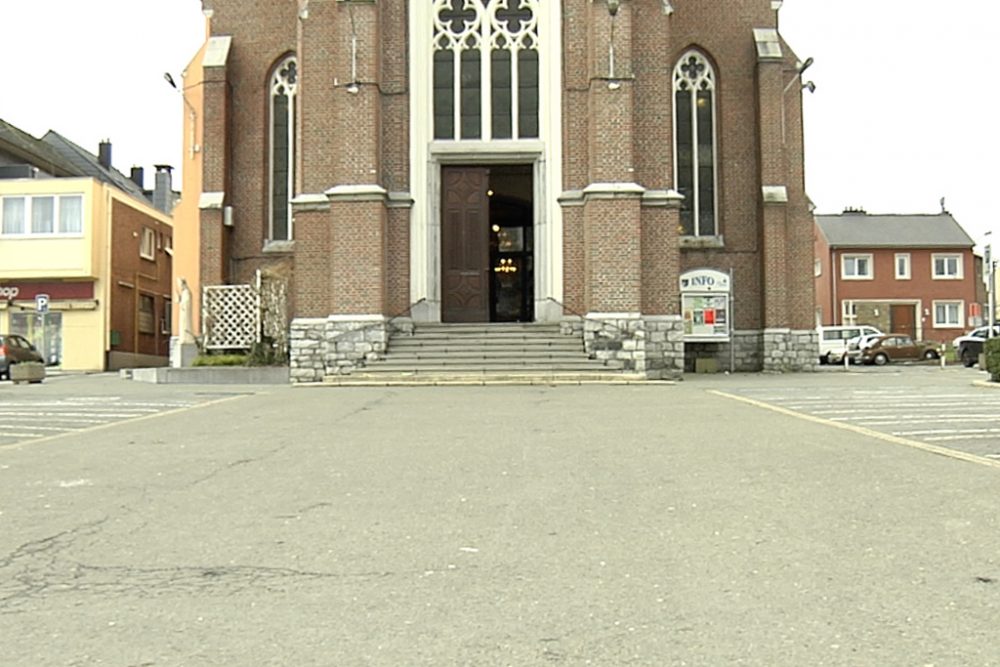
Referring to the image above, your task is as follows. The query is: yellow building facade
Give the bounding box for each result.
[0,177,173,371]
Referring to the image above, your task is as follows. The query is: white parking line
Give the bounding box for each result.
[710,389,1000,471]
[0,393,252,450]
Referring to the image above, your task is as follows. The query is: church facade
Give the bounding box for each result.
[177,0,817,381]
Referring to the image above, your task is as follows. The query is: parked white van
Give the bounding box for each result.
[817,325,883,364]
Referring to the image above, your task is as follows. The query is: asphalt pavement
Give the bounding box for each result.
[1,369,998,666]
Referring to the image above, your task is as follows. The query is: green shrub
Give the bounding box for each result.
[985,337,1000,382]
[192,354,247,367]
[246,339,287,366]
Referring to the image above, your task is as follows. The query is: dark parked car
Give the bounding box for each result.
[859,334,941,366]
[954,325,1000,367]
[0,334,45,380]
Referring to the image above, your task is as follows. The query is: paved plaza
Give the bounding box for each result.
[1,368,998,666]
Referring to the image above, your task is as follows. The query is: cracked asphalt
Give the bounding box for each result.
[1,371,999,666]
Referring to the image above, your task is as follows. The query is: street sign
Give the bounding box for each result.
[35,293,49,314]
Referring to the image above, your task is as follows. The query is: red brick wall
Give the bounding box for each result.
[200,0,812,332]
[109,199,172,358]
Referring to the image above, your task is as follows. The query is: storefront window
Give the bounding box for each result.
[10,311,62,365]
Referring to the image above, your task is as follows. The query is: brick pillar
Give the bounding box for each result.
[199,59,230,287]
[757,55,788,328]
[296,0,388,317]
[582,2,642,314]
[641,197,682,315]
[328,195,388,314]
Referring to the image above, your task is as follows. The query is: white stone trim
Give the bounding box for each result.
[641,189,685,207]
[325,184,388,202]
[290,193,330,211]
[430,140,547,158]
[292,317,328,326]
[761,185,788,203]
[387,191,413,209]
[558,190,585,207]
[326,314,387,323]
[203,36,233,68]
[586,312,642,320]
[583,182,646,198]
[409,2,563,323]
[199,192,225,209]
[753,28,783,61]
[263,239,295,253]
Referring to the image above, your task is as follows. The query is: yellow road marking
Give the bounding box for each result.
[709,389,1000,471]
[0,393,253,452]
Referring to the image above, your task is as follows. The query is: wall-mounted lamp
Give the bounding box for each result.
[164,72,200,157]
[606,0,620,16]
[781,56,815,143]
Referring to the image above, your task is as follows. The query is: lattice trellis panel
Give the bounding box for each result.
[202,284,261,350]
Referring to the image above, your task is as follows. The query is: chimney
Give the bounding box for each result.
[98,140,112,169]
[153,165,173,214]
[130,166,145,189]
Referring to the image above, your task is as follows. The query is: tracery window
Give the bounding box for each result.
[269,56,297,241]
[432,0,539,141]
[673,51,718,237]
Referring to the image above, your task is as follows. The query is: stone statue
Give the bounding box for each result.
[178,277,195,344]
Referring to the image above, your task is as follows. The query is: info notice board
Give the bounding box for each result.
[680,268,731,342]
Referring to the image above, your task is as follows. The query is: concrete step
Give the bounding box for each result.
[320,372,655,386]
[392,332,571,343]
[387,341,584,353]
[409,323,561,333]
[383,350,589,361]
[358,360,621,372]
[359,321,627,379]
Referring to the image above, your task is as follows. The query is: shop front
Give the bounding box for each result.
[0,280,103,371]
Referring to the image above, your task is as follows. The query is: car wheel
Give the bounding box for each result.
[819,354,829,365]
[923,349,939,360]
[962,350,976,368]
[872,352,889,366]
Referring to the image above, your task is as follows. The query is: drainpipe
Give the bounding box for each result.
[832,251,838,324]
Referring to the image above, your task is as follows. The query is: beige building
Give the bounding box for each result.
[0,120,174,371]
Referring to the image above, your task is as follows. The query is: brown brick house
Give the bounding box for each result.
[176,0,817,380]
[814,210,979,345]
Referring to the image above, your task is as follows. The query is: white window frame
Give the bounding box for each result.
[139,228,156,260]
[932,253,963,280]
[0,194,84,237]
[932,300,963,328]
[410,2,563,322]
[841,253,873,280]
[431,0,541,142]
[841,300,858,325]
[894,253,910,280]
[673,50,719,238]
[268,55,297,241]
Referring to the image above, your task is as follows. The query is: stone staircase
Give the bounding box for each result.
[322,322,646,385]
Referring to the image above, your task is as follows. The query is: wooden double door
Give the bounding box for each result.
[441,166,533,323]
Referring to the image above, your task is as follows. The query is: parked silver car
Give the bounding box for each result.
[0,334,45,380]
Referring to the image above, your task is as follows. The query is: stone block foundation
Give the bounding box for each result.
[290,315,389,383]
[565,314,686,379]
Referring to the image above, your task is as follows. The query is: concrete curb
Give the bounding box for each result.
[125,367,289,385]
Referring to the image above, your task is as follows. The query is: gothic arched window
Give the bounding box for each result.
[269,56,297,241]
[673,51,717,237]
[432,0,539,141]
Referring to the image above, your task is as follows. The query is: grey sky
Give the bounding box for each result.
[2,1,994,247]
